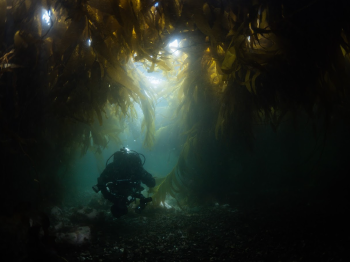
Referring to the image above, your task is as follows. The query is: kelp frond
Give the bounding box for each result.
[2,0,350,205]
[152,136,193,206]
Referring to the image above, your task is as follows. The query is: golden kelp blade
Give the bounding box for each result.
[221,47,236,73]
[2,0,350,210]
[108,66,134,89]
[59,15,87,54]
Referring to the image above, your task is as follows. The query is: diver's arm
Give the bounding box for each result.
[140,169,156,188]
[97,164,117,201]
[97,165,111,187]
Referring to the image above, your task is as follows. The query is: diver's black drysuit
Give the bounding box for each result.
[95,148,155,217]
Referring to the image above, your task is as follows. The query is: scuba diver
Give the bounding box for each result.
[93,147,155,218]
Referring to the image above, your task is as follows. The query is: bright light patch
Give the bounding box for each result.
[146,76,163,89]
[143,91,151,98]
[160,202,172,209]
[169,39,179,56]
[247,36,251,42]
[42,10,51,25]
[154,2,159,7]
[87,39,92,46]
[169,39,178,48]
[150,78,160,85]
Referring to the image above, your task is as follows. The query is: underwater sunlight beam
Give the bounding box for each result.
[42,9,51,26]
[169,39,180,56]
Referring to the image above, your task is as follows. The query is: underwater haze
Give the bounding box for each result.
[1,0,350,261]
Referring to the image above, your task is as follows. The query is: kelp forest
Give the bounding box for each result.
[1,0,349,261]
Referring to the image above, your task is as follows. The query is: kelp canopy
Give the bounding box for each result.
[1,0,350,207]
